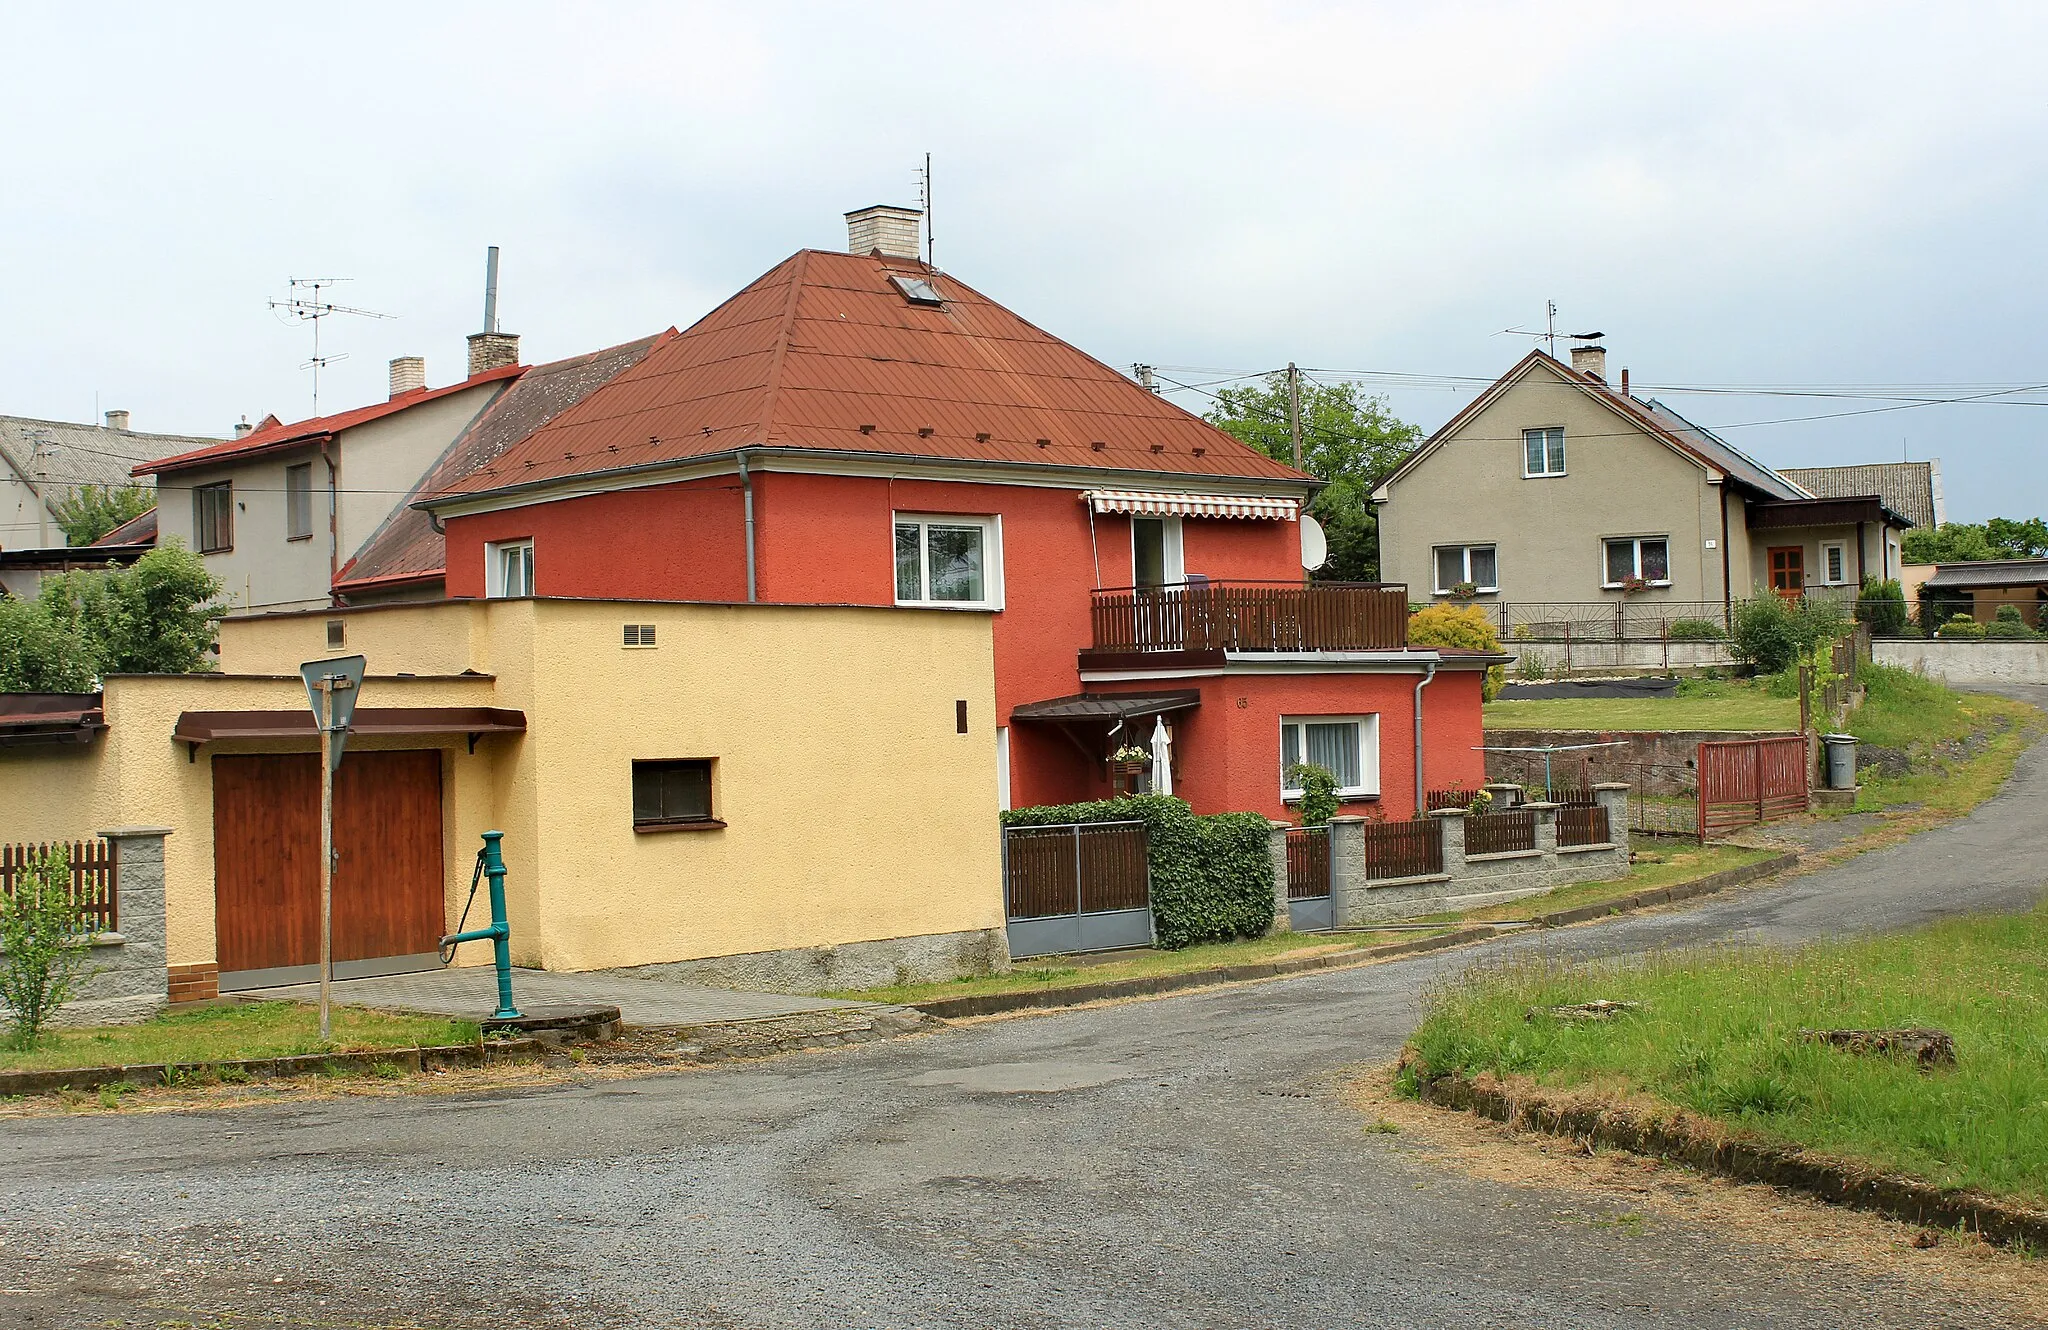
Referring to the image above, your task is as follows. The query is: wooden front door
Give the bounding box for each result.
[1768,546,1805,601]
[213,750,445,988]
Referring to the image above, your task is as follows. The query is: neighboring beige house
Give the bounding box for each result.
[134,335,526,615]
[1374,346,1914,625]
[1781,459,1944,532]
[0,411,212,596]
[1918,558,2048,627]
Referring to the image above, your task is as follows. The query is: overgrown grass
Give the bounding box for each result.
[820,929,1421,1005]
[1847,675,2041,820]
[1403,906,2048,1204]
[1484,679,1797,732]
[1848,661,1976,750]
[0,1003,478,1073]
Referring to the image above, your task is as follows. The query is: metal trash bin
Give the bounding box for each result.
[1822,734,1859,790]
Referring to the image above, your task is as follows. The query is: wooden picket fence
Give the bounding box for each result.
[0,839,118,932]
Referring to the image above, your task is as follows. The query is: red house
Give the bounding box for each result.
[416,207,1493,822]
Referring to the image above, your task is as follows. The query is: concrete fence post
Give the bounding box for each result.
[1267,821,1292,934]
[1592,783,1631,857]
[1428,807,1467,875]
[1526,802,1560,865]
[1327,816,1365,927]
[78,826,172,1025]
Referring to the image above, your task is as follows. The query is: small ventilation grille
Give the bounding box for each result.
[325,620,346,649]
[623,624,657,648]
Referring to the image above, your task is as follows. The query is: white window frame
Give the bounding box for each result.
[892,512,1003,610]
[1431,544,1498,595]
[1820,541,1848,586]
[1131,515,1185,588]
[487,538,535,599]
[996,726,1012,811]
[1280,714,1381,801]
[284,462,314,542]
[1523,426,1566,477]
[1601,536,1672,588]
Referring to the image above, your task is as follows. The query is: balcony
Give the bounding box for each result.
[1087,581,1410,656]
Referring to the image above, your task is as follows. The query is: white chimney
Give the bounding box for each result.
[466,333,520,377]
[234,416,254,439]
[390,356,427,397]
[104,409,130,431]
[845,204,923,260]
[1570,344,1608,381]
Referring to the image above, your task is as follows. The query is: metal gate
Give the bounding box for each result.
[1285,825,1332,931]
[1698,736,1808,839]
[1002,821,1153,958]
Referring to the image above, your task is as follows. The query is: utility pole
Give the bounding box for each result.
[1286,363,1303,469]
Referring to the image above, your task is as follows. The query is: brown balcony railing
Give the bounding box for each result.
[1089,581,1409,654]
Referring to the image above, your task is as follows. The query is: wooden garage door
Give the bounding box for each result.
[213,750,445,988]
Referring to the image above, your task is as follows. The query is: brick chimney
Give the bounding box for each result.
[466,332,520,377]
[389,356,427,398]
[1570,344,1608,382]
[845,204,923,260]
[103,409,130,431]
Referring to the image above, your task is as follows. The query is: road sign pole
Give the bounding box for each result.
[318,679,334,1042]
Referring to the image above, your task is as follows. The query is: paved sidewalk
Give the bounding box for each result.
[243,966,877,1028]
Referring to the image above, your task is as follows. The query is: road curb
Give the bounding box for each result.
[1527,851,1802,928]
[0,1039,544,1098]
[1409,1067,2048,1249]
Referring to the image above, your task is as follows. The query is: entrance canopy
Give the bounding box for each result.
[1082,490,1298,522]
[172,706,526,752]
[1010,691,1201,724]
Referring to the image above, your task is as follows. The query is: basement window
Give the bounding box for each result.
[632,759,721,832]
[623,623,657,648]
[889,274,944,307]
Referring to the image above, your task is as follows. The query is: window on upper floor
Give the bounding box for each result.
[193,482,233,553]
[285,463,313,541]
[1603,536,1671,587]
[1433,544,1498,595]
[894,514,1002,609]
[1523,427,1566,477]
[487,539,534,598]
[1281,714,1380,800]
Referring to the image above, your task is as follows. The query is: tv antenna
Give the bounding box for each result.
[1498,301,1601,358]
[916,152,934,267]
[269,277,393,416]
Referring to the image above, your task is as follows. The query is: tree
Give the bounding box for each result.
[1903,518,2048,563]
[0,540,225,691]
[51,484,153,547]
[1204,375,1421,582]
[1406,603,1506,700]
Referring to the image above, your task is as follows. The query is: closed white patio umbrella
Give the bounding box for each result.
[1150,714,1174,796]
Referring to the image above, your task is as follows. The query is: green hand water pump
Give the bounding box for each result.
[438,830,522,1021]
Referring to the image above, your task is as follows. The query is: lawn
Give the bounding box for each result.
[0,1003,479,1073]
[1402,904,2048,1205]
[1484,677,1798,731]
[820,929,1423,1006]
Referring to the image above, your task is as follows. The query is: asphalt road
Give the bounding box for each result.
[4,688,2045,1330]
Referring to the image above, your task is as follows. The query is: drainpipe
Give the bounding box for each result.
[1719,485,1734,629]
[1412,659,1438,814]
[737,449,758,602]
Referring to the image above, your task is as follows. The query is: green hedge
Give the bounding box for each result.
[1001,795,1274,949]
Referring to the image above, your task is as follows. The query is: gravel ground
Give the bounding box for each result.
[3,689,2044,1330]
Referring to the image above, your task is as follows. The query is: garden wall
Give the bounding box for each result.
[1873,640,2048,686]
[1482,729,1797,797]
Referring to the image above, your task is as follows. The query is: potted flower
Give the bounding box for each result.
[1618,574,1649,596]
[1448,581,1479,601]
[1110,744,1150,778]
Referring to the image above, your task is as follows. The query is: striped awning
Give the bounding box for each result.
[1083,490,1299,521]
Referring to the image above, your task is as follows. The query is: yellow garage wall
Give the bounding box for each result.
[0,673,505,969]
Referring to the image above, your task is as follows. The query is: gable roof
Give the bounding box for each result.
[1379,350,1809,503]
[335,334,672,592]
[89,505,158,547]
[0,415,215,495]
[134,364,524,478]
[424,249,1306,506]
[1781,461,1941,529]
[1921,558,2048,591]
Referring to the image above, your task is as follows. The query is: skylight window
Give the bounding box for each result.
[890,274,944,307]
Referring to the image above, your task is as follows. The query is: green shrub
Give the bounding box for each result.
[1287,763,1340,826]
[0,846,97,1049]
[1985,618,2036,640]
[1730,594,1848,673]
[1002,795,1274,949]
[1667,617,1725,641]
[1936,613,1986,640]
[1407,603,1506,701]
[1994,604,2026,624]
[1854,578,1909,636]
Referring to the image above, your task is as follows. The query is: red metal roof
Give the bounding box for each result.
[134,364,524,477]
[427,250,1307,502]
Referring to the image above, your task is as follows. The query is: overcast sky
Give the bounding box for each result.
[5,2,2044,521]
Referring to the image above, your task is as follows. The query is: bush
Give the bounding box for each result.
[1407,603,1506,701]
[1994,604,2026,624]
[1002,795,1274,950]
[0,846,97,1048]
[1729,595,1849,673]
[1936,613,1986,640]
[1986,618,2036,640]
[1287,763,1340,826]
[1667,617,1725,641]
[1854,579,1909,636]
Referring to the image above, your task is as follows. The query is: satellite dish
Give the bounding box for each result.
[1300,514,1328,571]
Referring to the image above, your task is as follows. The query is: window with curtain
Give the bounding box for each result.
[1280,715,1380,798]
[1432,544,1498,594]
[1523,427,1566,476]
[893,514,1000,608]
[1602,536,1670,586]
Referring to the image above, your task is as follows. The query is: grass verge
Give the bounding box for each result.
[820,929,1420,1005]
[1484,678,1797,732]
[0,1003,479,1073]
[1400,904,2048,1207]
[1417,842,1783,925]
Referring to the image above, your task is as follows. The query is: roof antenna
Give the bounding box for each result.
[269,277,393,417]
[915,153,936,268]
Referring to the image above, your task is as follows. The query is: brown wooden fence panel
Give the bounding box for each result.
[1465,810,1538,856]
[0,839,117,932]
[1557,804,1611,847]
[1090,582,1409,653]
[1363,818,1443,881]
[1285,827,1331,900]
[1699,736,1808,838]
[1077,822,1150,914]
[1004,822,1150,920]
